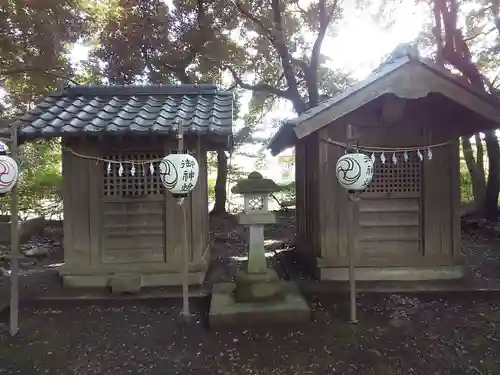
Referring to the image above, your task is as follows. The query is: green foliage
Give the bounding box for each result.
[0,140,62,219]
[207,177,216,202]
[460,165,474,203]
[278,180,296,202]
[228,0,353,112]
[0,0,95,109]
[0,0,90,218]
[91,0,239,85]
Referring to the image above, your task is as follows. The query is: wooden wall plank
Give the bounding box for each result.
[163,142,181,266]
[61,142,75,266]
[165,190,183,266]
[164,142,170,264]
[199,145,210,260]
[87,140,102,267]
[359,198,420,212]
[359,226,420,241]
[295,140,306,253]
[358,241,421,257]
[160,139,208,267]
[359,211,419,226]
[328,123,350,259]
[102,249,165,263]
[64,140,91,266]
[423,143,453,257]
[303,134,320,257]
[449,140,462,258]
[189,139,203,263]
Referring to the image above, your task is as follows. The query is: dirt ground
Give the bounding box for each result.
[1,294,499,375]
[0,212,499,375]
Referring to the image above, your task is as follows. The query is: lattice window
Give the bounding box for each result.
[248,196,264,211]
[102,153,162,196]
[364,153,422,193]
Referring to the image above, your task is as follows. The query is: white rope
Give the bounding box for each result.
[63,147,195,164]
[322,137,450,152]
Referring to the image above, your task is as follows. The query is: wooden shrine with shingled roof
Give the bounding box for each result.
[268,46,500,283]
[10,84,233,290]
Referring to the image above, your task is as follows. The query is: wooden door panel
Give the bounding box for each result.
[100,151,166,264]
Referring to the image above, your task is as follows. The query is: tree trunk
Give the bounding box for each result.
[475,133,484,172]
[461,135,486,205]
[431,0,500,220]
[210,150,228,215]
[483,130,500,219]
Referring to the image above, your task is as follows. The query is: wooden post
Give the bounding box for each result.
[346,124,359,324]
[176,122,190,322]
[9,123,20,336]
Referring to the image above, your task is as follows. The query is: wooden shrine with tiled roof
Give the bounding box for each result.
[12,84,233,289]
[268,46,500,283]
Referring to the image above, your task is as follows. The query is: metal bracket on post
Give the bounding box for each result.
[9,123,20,336]
[175,121,190,323]
[346,124,359,325]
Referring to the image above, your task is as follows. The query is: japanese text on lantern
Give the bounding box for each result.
[180,157,196,192]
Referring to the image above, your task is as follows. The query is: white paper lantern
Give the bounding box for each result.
[159,153,200,196]
[335,153,374,191]
[0,155,19,194]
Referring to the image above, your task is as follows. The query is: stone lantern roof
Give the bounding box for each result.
[231,171,281,195]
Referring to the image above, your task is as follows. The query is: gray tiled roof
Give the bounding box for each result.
[12,84,234,140]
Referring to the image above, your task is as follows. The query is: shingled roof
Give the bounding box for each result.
[11,84,234,143]
[268,53,500,155]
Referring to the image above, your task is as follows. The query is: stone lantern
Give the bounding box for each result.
[231,171,282,302]
[209,171,310,326]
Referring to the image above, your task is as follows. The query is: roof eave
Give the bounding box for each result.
[292,60,500,141]
[267,58,414,154]
[267,122,297,156]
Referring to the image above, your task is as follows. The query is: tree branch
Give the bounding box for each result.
[140,45,163,84]
[310,0,337,67]
[290,56,308,70]
[230,0,307,112]
[490,0,500,36]
[232,1,275,44]
[141,44,193,84]
[177,0,209,68]
[139,0,210,85]
[291,0,308,18]
[306,0,337,107]
[432,0,444,65]
[276,71,286,88]
[270,0,306,112]
[225,65,292,99]
[463,26,496,42]
[435,0,484,88]
[0,67,79,85]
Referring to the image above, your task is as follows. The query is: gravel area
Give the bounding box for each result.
[0,212,499,374]
[0,293,499,375]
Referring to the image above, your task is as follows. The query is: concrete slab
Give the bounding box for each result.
[234,269,283,302]
[209,282,311,327]
[296,279,500,294]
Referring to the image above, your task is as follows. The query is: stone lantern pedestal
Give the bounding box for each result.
[233,172,283,302]
[209,172,310,327]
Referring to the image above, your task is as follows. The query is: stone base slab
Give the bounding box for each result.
[209,282,310,327]
[235,269,280,283]
[320,265,465,281]
[234,269,284,303]
[62,269,206,290]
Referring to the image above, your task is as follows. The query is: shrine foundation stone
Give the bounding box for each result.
[209,282,310,326]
